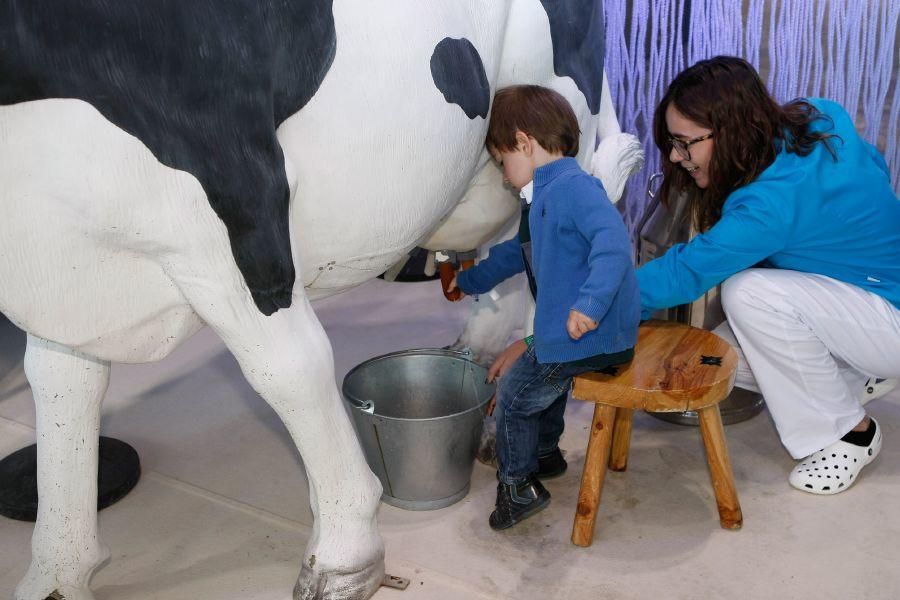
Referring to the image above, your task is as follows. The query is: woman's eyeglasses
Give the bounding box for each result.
[667,132,714,161]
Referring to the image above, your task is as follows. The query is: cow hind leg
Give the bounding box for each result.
[180,287,384,600]
[15,336,110,600]
[241,307,383,600]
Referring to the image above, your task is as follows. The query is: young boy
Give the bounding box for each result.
[448,85,640,530]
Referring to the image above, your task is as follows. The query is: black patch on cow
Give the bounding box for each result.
[539,0,605,114]
[430,38,490,119]
[0,1,337,315]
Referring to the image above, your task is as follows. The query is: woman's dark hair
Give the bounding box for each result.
[653,56,840,232]
[487,85,580,157]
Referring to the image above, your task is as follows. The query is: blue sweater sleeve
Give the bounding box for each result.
[636,190,792,319]
[456,237,524,295]
[568,180,634,323]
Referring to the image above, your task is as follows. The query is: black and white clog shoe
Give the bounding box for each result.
[789,417,882,495]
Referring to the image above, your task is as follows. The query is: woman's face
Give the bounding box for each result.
[665,104,714,189]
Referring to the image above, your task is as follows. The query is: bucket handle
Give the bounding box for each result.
[347,397,376,414]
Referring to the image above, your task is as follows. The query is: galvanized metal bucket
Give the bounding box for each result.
[342,348,494,510]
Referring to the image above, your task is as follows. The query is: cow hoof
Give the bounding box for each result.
[15,544,108,600]
[15,582,96,600]
[293,558,384,600]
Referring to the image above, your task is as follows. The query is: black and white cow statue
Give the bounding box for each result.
[0,1,638,599]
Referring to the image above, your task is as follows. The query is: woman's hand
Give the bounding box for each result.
[567,309,598,340]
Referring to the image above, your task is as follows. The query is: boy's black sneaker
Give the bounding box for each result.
[537,447,567,479]
[489,474,551,530]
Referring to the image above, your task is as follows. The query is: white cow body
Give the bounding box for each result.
[0,2,627,599]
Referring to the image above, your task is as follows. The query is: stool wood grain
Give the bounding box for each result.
[570,319,742,547]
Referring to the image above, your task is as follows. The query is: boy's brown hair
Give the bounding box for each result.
[486,85,580,157]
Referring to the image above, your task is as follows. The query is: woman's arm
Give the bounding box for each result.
[637,191,792,318]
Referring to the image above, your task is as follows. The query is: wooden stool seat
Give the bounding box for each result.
[570,319,743,547]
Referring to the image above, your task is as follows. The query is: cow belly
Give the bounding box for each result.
[279,1,512,296]
[0,99,209,362]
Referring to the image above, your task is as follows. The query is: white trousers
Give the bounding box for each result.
[713,269,900,459]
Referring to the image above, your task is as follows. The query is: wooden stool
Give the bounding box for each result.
[570,319,743,547]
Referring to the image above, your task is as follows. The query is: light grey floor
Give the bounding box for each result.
[1,278,899,600]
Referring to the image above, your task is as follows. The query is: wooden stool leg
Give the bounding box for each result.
[572,404,617,547]
[697,404,743,530]
[609,408,633,471]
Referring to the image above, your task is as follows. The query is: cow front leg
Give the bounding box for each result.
[15,336,110,600]
[192,294,384,600]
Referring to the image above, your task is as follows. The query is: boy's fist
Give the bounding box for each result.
[567,309,598,340]
[445,274,465,301]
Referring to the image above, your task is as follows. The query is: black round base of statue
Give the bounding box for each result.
[0,437,141,522]
[648,388,765,427]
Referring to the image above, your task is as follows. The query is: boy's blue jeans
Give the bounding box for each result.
[495,346,598,484]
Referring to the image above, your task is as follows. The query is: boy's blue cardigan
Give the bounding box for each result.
[457,157,640,364]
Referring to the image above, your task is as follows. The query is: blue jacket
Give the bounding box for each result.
[457,157,640,363]
[637,98,900,318]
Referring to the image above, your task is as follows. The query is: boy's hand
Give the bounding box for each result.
[446,275,465,301]
[487,339,528,384]
[484,338,528,416]
[485,395,497,416]
[567,309,598,340]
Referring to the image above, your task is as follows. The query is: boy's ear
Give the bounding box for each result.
[515,130,532,155]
